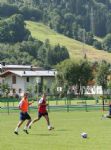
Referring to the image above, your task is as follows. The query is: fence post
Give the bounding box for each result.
[7,101,9,115]
[67,97,69,112]
[102,97,105,111]
[48,97,50,112]
[85,99,88,112]
[56,98,58,105]
[65,98,66,105]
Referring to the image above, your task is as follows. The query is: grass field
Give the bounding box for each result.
[0,99,101,107]
[26,21,111,63]
[0,111,111,150]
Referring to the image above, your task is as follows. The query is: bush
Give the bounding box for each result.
[93,40,102,50]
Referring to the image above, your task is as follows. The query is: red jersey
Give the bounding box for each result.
[38,97,47,113]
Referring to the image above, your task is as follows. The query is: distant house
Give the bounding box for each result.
[0,70,56,96]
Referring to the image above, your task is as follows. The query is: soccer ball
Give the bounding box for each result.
[81,132,87,138]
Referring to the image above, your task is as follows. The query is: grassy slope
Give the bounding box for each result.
[26,21,111,63]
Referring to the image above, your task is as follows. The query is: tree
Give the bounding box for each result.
[20,6,43,21]
[106,12,111,34]
[0,14,30,43]
[37,42,69,67]
[96,61,110,110]
[64,13,74,24]
[56,59,93,97]
[0,83,10,97]
[0,3,18,17]
[102,33,111,52]
[51,44,69,65]
[50,81,58,97]
[8,14,30,42]
[93,40,102,50]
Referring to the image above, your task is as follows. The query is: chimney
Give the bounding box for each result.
[30,65,33,71]
[2,62,5,66]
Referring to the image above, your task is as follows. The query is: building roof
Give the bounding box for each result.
[0,64,45,71]
[0,64,32,69]
[0,64,2,68]
[0,70,56,77]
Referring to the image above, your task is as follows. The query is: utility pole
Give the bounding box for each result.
[90,7,95,35]
[82,29,87,60]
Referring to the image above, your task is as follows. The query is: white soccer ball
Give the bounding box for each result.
[81,132,87,138]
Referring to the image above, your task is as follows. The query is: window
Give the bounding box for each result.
[12,75,16,84]
[26,77,29,82]
[19,88,22,93]
[47,88,50,93]
[12,89,16,94]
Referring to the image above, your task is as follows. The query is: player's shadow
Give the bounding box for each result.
[31,133,58,136]
[56,129,69,132]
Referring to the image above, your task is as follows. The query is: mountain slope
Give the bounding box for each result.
[26,21,111,63]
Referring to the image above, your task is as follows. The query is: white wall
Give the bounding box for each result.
[4,74,55,96]
[72,85,103,95]
[84,86,103,95]
[24,76,38,95]
[5,74,25,95]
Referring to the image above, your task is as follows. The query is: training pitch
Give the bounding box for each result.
[0,111,111,150]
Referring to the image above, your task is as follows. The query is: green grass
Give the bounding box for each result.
[0,111,111,150]
[0,99,106,107]
[0,99,109,113]
[26,21,111,63]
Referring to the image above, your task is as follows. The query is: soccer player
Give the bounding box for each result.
[106,101,111,118]
[28,93,54,130]
[14,92,34,135]
[102,101,111,119]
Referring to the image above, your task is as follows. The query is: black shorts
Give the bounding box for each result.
[20,112,31,121]
[38,112,48,119]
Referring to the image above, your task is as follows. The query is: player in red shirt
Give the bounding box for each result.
[28,93,54,130]
[14,92,34,135]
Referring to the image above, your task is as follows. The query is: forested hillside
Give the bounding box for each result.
[0,0,111,66]
[0,6,69,68]
[26,21,111,63]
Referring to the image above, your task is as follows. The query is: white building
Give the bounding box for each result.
[0,70,56,96]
